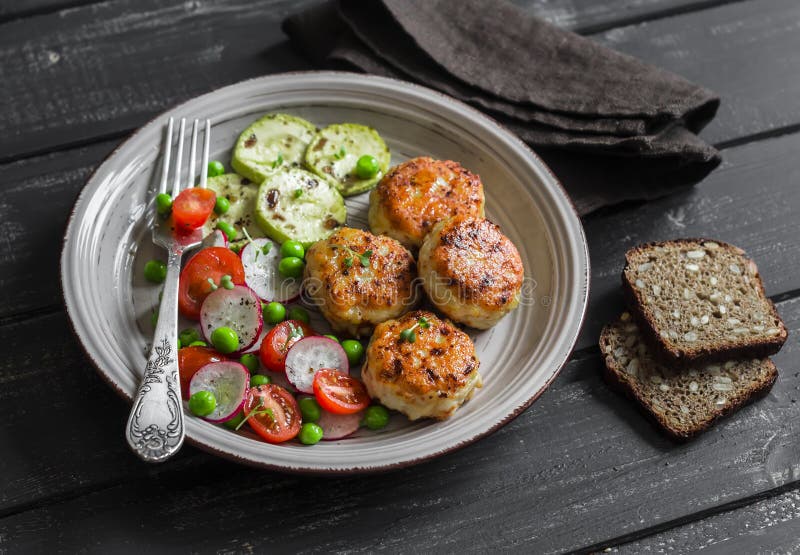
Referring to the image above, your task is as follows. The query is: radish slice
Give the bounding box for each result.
[285,336,349,393]
[240,238,301,303]
[200,285,263,354]
[201,229,228,249]
[189,361,250,423]
[317,409,362,440]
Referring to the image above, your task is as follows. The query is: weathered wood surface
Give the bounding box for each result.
[516,0,734,32]
[2,0,800,552]
[0,0,96,22]
[618,487,800,553]
[576,130,800,351]
[0,140,118,322]
[3,0,800,162]
[0,296,798,552]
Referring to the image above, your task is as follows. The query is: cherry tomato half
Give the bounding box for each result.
[243,384,301,443]
[172,187,216,231]
[259,319,315,373]
[178,247,246,320]
[313,368,371,415]
[178,346,226,398]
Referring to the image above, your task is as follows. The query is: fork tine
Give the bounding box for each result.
[172,118,186,197]
[198,119,211,189]
[188,119,199,189]
[159,118,174,195]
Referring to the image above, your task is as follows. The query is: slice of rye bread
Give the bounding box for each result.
[622,239,787,364]
[600,314,778,440]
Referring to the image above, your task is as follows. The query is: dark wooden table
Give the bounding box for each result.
[2,0,799,552]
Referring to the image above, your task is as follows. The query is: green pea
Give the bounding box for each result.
[298,422,324,445]
[144,260,167,283]
[188,340,208,347]
[216,221,238,241]
[239,353,259,373]
[280,240,305,260]
[188,390,216,417]
[179,328,201,346]
[207,160,225,178]
[362,405,390,430]
[298,397,321,423]
[250,374,271,387]
[287,306,310,324]
[214,196,230,215]
[323,334,339,343]
[262,302,286,324]
[355,155,380,179]
[278,256,305,279]
[210,326,239,354]
[341,339,365,366]
[155,193,172,215]
[223,410,245,430]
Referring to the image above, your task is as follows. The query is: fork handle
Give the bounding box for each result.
[125,249,185,462]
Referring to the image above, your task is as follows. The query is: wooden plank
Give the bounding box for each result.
[1,296,799,552]
[0,1,98,23]
[515,0,734,33]
[617,488,800,553]
[0,310,209,515]
[0,0,315,163]
[0,140,118,321]
[575,130,800,351]
[2,0,800,161]
[590,0,800,145]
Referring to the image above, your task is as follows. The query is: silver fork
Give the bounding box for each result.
[126,117,211,463]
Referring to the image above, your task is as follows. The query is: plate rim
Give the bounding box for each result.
[60,70,590,474]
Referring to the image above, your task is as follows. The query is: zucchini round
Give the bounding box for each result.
[202,173,264,247]
[231,113,317,184]
[304,123,390,196]
[254,168,346,247]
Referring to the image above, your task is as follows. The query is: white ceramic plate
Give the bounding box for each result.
[61,72,589,473]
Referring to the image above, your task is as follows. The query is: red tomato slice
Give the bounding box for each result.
[313,369,371,415]
[259,320,315,373]
[172,187,216,231]
[243,384,301,443]
[178,247,246,320]
[178,346,226,398]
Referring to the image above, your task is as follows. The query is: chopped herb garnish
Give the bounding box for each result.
[242,227,254,245]
[340,245,372,268]
[271,152,284,169]
[334,147,346,160]
[282,321,304,350]
[220,274,234,290]
[207,277,218,291]
[235,397,275,430]
[400,316,431,343]
[294,188,303,198]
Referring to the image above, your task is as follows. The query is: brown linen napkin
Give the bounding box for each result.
[283,0,721,215]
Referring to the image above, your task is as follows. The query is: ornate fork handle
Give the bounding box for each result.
[126,249,185,462]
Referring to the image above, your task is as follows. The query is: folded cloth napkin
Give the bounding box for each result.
[283,0,721,215]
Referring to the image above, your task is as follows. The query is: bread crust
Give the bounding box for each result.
[599,319,778,440]
[621,238,788,365]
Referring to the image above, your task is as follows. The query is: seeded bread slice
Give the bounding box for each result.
[622,239,787,364]
[600,314,778,440]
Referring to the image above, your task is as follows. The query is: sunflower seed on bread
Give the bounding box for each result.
[622,239,787,364]
[600,314,778,440]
